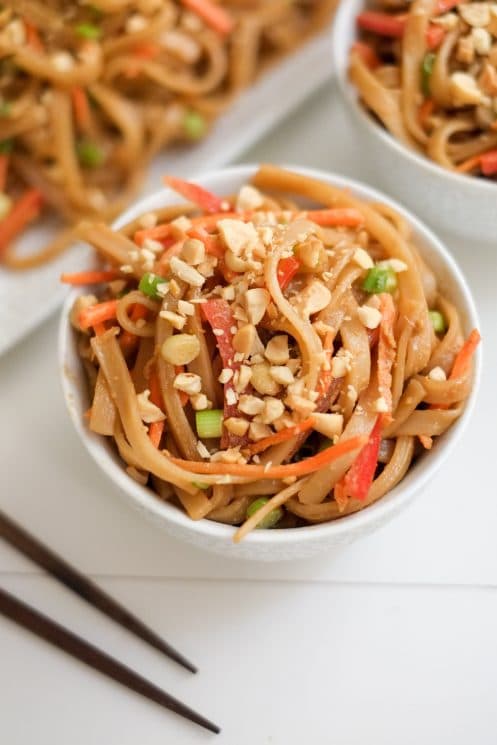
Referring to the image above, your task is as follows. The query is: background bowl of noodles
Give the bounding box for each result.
[59,164,481,561]
[332,0,497,244]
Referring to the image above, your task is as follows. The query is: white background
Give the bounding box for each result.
[1,80,496,744]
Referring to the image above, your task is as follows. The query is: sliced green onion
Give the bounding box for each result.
[196,409,223,439]
[183,111,206,141]
[138,272,167,299]
[246,498,283,529]
[0,192,12,220]
[362,265,398,294]
[429,310,446,334]
[0,138,14,155]
[0,101,11,117]
[193,481,210,490]
[421,52,436,97]
[75,23,102,40]
[76,139,104,168]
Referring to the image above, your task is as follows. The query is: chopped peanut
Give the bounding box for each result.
[159,309,186,330]
[269,366,295,385]
[244,288,270,325]
[224,417,250,436]
[256,397,285,425]
[250,362,281,396]
[173,372,202,395]
[169,256,205,287]
[181,238,205,265]
[160,333,200,365]
[265,335,290,365]
[248,421,273,442]
[136,389,165,423]
[232,324,264,357]
[312,412,344,439]
[238,394,265,416]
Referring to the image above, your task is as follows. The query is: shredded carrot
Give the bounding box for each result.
[0,154,9,192]
[24,21,44,52]
[419,435,433,450]
[79,299,118,331]
[418,98,434,129]
[169,434,367,479]
[133,42,161,59]
[181,0,234,35]
[351,41,380,70]
[450,329,481,379]
[163,175,229,214]
[61,270,120,285]
[431,329,480,410]
[119,303,147,354]
[377,293,397,421]
[148,367,166,449]
[71,87,91,132]
[93,323,107,336]
[244,418,316,456]
[456,154,481,174]
[306,208,364,227]
[0,189,43,256]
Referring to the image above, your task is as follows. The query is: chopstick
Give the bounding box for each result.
[0,587,220,734]
[0,510,196,673]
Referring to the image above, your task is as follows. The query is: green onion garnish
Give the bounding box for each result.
[362,265,398,294]
[138,272,167,299]
[183,111,206,141]
[246,498,283,529]
[196,409,223,439]
[429,310,446,334]
[75,23,102,40]
[0,138,14,155]
[421,52,436,98]
[76,139,104,168]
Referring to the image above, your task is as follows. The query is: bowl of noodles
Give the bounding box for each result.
[59,164,481,560]
[332,0,497,244]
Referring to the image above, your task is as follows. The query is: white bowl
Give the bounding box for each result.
[59,164,481,561]
[332,0,496,244]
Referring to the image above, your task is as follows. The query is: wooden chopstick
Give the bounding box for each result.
[0,510,196,673]
[0,587,220,734]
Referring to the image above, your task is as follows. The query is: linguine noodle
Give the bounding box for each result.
[67,165,479,541]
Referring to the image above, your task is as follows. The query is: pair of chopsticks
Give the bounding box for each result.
[0,510,220,734]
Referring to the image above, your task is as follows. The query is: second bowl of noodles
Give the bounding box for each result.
[332,0,497,244]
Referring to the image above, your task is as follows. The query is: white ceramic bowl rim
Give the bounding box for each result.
[331,0,497,197]
[59,163,481,549]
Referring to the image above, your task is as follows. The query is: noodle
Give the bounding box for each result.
[69,166,478,540]
[351,0,497,178]
[0,0,337,268]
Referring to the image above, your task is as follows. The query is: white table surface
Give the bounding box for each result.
[1,80,496,744]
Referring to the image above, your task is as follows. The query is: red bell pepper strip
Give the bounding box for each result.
[334,414,383,505]
[201,299,249,448]
[163,176,229,214]
[277,256,301,290]
[357,11,406,37]
[357,11,445,50]
[480,150,497,177]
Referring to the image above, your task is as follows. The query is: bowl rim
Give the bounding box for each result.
[58,162,482,548]
[331,0,497,198]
